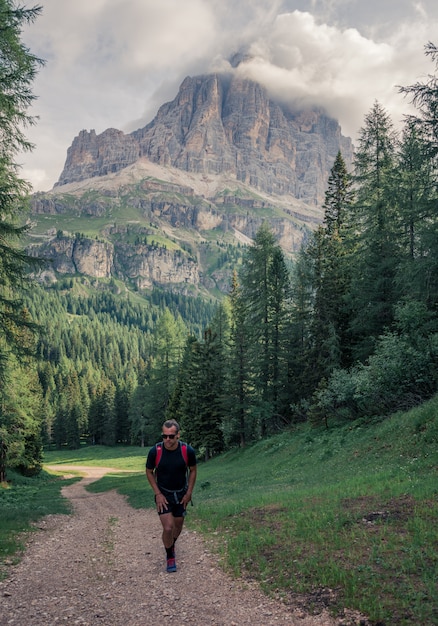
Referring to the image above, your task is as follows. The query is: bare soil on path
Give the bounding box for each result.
[0,466,354,626]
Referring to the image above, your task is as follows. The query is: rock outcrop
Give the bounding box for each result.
[28,232,199,292]
[28,236,114,278]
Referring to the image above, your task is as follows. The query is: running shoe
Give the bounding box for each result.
[166,557,177,573]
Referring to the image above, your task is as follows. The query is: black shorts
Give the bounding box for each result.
[157,488,187,518]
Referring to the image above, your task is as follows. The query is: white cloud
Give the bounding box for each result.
[232,11,402,138]
[20,0,438,191]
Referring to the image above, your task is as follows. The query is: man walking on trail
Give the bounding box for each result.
[146,419,197,572]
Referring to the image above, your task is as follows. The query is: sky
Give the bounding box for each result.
[20,0,438,192]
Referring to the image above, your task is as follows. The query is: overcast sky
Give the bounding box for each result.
[20,0,438,192]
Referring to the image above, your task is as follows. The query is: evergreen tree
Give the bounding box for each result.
[399,42,438,159]
[208,300,232,433]
[176,329,225,459]
[100,381,116,446]
[323,151,355,237]
[239,223,291,435]
[267,246,291,424]
[0,1,44,478]
[0,2,43,379]
[305,151,355,384]
[303,227,335,387]
[287,245,316,404]
[166,335,199,430]
[115,372,136,444]
[347,102,400,361]
[396,121,437,306]
[225,271,251,446]
[128,383,149,446]
[0,355,43,479]
[194,329,225,459]
[143,309,186,437]
[66,403,81,450]
[399,44,438,309]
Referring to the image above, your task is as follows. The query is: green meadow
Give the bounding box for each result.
[1,397,437,625]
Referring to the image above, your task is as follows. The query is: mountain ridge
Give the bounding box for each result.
[29,72,353,296]
[55,73,353,207]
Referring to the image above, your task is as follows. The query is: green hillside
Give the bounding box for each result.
[189,400,437,625]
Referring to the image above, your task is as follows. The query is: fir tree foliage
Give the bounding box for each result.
[0,1,43,377]
[238,223,291,436]
[399,42,438,158]
[347,102,400,360]
[225,271,251,447]
[0,1,43,479]
[308,151,354,375]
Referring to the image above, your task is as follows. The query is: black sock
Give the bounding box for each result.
[166,545,174,558]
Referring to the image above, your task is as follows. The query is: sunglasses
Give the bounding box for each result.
[162,433,177,439]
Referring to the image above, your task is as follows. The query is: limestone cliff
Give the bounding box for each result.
[28,236,114,277]
[28,232,199,292]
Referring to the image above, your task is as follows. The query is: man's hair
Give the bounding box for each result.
[162,419,180,433]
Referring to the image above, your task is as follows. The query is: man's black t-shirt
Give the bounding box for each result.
[146,442,196,492]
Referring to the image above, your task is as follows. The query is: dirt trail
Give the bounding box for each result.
[0,466,340,626]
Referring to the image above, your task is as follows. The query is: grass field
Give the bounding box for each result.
[1,397,437,625]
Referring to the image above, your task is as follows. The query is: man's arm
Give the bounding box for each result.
[145,467,160,495]
[181,465,197,508]
[146,467,168,513]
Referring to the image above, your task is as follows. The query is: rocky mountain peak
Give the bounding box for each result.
[32,73,354,296]
[56,73,352,207]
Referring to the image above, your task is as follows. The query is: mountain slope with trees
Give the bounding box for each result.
[0,1,436,480]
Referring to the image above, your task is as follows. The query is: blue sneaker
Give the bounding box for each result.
[166,557,177,573]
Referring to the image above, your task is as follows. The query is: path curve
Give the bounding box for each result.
[0,466,338,626]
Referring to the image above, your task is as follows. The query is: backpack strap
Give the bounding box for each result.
[154,442,163,468]
[181,442,188,466]
[154,441,188,468]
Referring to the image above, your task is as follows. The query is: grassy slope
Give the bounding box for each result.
[1,398,437,624]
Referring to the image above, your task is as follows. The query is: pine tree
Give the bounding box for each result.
[166,335,199,429]
[195,329,225,459]
[239,223,291,435]
[0,2,43,378]
[396,121,437,306]
[226,271,251,446]
[128,383,149,446]
[143,309,186,436]
[305,151,355,383]
[347,102,400,361]
[176,330,225,459]
[115,373,136,444]
[0,2,44,478]
[399,44,438,309]
[0,355,43,479]
[267,246,291,424]
[287,249,315,407]
[399,42,438,158]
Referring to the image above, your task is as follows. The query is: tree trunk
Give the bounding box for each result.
[0,440,7,483]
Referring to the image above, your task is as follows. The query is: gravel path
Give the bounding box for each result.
[0,467,341,626]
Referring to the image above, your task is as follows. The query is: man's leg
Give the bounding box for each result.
[159,512,175,550]
[159,512,177,572]
[173,515,185,543]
